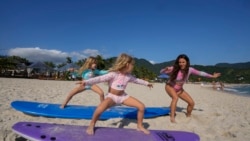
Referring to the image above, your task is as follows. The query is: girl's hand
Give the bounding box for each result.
[76,81,85,86]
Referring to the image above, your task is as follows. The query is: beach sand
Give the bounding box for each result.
[0,78,249,141]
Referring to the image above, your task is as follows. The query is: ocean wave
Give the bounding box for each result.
[225,85,250,96]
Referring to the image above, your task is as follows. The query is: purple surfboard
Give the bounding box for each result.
[12,121,200,141]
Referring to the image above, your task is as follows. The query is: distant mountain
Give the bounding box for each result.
[134,58,250,74]
[134,58,175,74]
[134,58,154,71]
[106,56,250,75]
[215,62,250,69]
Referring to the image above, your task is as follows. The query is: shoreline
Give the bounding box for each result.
[0,78,250,141]
[200,82,250,97]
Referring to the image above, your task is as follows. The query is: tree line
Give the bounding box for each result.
[1,55,250,83]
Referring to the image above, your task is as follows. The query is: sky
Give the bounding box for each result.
[1,0,250,65]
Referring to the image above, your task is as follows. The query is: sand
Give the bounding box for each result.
[0,78,249,141]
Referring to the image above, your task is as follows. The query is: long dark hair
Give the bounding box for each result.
[169,54,190,82]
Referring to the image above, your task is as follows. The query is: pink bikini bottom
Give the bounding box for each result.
[105,93,129,104]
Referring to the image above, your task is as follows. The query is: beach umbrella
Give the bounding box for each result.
[28,61,53,73]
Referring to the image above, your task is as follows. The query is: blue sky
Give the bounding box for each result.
[1,0,250,65]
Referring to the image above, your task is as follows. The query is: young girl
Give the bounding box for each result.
[79,53,153,135]
[160,54,221,123]
[60,56,108,109]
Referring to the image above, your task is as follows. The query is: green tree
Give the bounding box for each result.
[0,56,30,71]
[44,61,56,69]
[96,55,105,70]
[66,57,72,64]
[76,59,85,67]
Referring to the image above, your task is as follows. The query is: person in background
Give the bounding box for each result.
[212,81,216,90]
[160,54,221,123]
[79,53,153,135]
[219,81,225,91]
[60,57,108,109]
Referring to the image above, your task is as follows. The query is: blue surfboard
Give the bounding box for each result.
[11,100,170,120]
[12,121,200,141]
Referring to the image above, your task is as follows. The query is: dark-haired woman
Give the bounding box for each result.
[160,54,221,123]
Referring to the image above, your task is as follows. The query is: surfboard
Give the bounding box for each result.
[12,121,200,141]
[11,100,170,120]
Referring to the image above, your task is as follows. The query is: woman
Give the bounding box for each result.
[160,54,221,123]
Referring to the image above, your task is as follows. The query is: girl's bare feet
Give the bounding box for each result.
[137,126,150,134]
[86,125,94,135]
[60,105,65,109]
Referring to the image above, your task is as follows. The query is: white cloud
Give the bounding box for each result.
[8,47,68,64]
[7,47,102,64]
[70,51,87,61]
[149,60,156,64]
[70,49,102,61]
[82,49,101,57]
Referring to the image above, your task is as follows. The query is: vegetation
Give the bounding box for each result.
[1,55,250,83]
[0,56,30,70]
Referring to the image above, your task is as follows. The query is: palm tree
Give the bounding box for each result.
[44,61,56,69]
[66,57,72,64]
[96,55,105,70]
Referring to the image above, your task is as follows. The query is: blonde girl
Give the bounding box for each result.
[79,53,153,135]
[60,56,108,109]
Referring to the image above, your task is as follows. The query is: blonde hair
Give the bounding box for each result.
[78,56,96,74]
[109,53,134,72]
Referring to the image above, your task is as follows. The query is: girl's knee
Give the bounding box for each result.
[98,90,104,96]
[76,85,84,91]
[189,101,195,107]
[137,103,145,111]
[99,93,104,97]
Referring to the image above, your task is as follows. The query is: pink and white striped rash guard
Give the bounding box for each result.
[84,72,149,91]
[160,66,213,92]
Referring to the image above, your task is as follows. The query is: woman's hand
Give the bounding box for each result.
[213,72,221,78]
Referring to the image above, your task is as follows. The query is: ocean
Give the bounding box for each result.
[224,84,250,97]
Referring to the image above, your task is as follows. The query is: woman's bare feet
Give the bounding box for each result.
[86,125,95,135]
[170,116,177,123]
[170,113,177,123]
[185,113,191,117]
[137,126,150,134]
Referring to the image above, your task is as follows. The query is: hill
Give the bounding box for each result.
[133,58,250,83]
[134,58,250,74]
[215,62,250,69]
